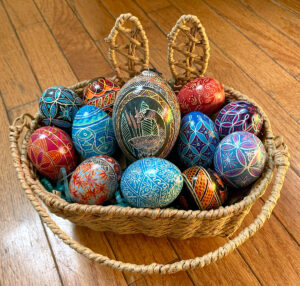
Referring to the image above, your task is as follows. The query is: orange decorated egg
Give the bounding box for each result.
[27,126,77,180]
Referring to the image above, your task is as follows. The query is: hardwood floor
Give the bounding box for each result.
[1,0,299,285]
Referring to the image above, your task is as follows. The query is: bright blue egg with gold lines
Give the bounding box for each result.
[72,105,117,159]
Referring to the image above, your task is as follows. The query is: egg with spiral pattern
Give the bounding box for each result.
[39,86,82,129]
[215,101,263,138]
[177,77,225,116]
[177,111,219,168]
[27,126,77,180]
[83,77,120,117]
[69,155,121,205]
[112,69,181,161]
[120,158,183,208]
[72,105,117,159]
[214,131,266,188]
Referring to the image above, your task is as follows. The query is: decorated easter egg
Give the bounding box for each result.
[179,166,227,210]
[120,158,183,208]
[177,77,225,116]
[69,155,121,205]
[72,105,117,159]
[112,69,181,161]
[177,111,219,168]
[215,101,263,138]
[39,86,82,129]
[214,131,267,188]
[27,126,77,180]
[83,77,120,117]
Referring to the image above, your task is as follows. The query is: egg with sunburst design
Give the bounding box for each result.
[27,126,77,180]
[177,111,219,168]
[39,86,82,129]
[72,105,117,159]
[112,69,181,161]
[69,155,121,205]
[214,131,266,188]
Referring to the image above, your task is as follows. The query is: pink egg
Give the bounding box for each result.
[27,126,77,180]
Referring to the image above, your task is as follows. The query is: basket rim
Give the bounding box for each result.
[17,84,276,220]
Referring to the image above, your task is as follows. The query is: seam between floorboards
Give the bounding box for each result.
[272,0,300,18]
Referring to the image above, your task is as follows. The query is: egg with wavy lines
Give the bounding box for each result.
[69,155,121,205]
[177,111,220,168]
[214,131,266,188]
[120,158,183,208]
[27,126,77,180]
[72,105,117,159]
[215,101,263,138]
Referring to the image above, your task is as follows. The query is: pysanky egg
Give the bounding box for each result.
[215,101,263,138]
[177,111,219,168]
[69,155,121,205]
[179,166,227,210]
[214,131,267,188]
[83,77,120,117]
[72,105,117,159]
[112,69,181,161]
[27,126,77,180]
[177,77,225,116]
[120,158,183,208]
[39,86,82,129]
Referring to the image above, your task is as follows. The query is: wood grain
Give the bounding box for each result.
[240,0,300,46]
[0,3,40,109]
[275,0,300,16]
[170,0,300,121]
[206,0,300,79]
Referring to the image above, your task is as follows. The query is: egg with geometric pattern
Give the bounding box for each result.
[39,86,82,129]
[72,105,117,159]
[27,126,77,180]
[214,131,266,188]
[177,111,220,168]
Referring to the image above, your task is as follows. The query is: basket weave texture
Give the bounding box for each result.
[9,14,290,274]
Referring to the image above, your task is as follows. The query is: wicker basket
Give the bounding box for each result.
[9,14,290,274]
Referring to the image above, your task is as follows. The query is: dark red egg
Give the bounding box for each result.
[177,77,225,116]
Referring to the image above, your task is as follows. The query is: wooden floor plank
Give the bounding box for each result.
[240,0,300,46]
[0,3,40,109]
[275,0,300,16]
[170,0,300,121]
[205,0,300,79]
[147,3,300,243]
[0,98,62,286]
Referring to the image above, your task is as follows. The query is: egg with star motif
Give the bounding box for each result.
[39,86,82,129]
[177,111,219,168]
[72,105,117,159]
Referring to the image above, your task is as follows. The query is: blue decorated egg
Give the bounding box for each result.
[214,131,266,188]
[215,101,263,138]
[120,158,183,208]
[72,105,117,159]
[69,155,121,205]
[39,86,82,129]
[177,111,219,168]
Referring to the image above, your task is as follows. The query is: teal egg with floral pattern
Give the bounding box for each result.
[120,158,183,208]
[177,111,219,168]
[72,105,117,159]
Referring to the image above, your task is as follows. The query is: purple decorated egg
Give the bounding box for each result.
[69,155,121,205]
[215,101,263,138]
[214,131,266,188]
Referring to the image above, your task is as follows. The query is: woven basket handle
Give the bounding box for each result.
[9,115,290,274]
[168,15,210,88]
[105,13,149,85]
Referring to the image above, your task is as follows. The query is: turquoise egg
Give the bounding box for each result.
[72,105,117,159]
[120,158,183,208]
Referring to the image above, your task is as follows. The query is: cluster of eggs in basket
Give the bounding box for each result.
[27,70,266,210]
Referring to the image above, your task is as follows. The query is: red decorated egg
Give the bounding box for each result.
[83,77,120,117]
[177,77,225,115]
[69,155,121,205]
[179,166,227,210]
[27,126,77,180]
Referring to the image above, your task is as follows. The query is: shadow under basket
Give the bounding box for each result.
[9,14,290,274]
